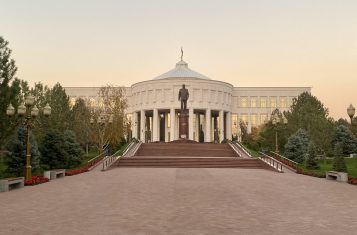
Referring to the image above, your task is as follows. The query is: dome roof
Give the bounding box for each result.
[153,60,210,80]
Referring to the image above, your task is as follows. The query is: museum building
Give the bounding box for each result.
[65,58,310,143]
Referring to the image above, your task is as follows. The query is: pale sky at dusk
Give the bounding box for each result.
[1,0,356,119]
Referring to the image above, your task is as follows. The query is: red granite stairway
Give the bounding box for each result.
[116,142,270,169]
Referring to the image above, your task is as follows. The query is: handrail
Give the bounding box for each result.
[259,152,283,173]
[102,140,140,171]
[87,151,106,169]
[232,141,253,158]
[270,151,299,171]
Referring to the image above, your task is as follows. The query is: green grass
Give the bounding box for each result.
[300,157,357,178]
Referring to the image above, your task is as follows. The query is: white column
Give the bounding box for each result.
[205,109,211,142]
[189,108,194,140]
[140,110,145,142]
[219,110,224,142]
[153,109,158,142]
[170,108,175,141]
[133,112,138,139]
[226,111,232,140]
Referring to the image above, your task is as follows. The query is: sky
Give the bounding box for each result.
[1,0,356,119]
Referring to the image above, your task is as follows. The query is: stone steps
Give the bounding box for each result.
[114,142,272,170]
[117,157,264,168]
[135,143,238,157]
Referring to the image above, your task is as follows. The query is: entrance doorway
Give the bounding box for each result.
[159,113,165,142]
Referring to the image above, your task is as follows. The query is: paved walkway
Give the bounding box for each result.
[1,168,357,235]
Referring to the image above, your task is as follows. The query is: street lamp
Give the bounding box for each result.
[271,109,287,153]
[6,95,51,180]
[347,104,355,124]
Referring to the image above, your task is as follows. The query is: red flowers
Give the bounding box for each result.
[65,166,89,176]
[348,176,357,185]
[25,175,49,186]
[65,156,103,176]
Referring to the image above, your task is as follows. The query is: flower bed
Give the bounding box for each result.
[65,166,89,176]
[348,176,357,185]
[296,168,325,178]
[25,175,49,186]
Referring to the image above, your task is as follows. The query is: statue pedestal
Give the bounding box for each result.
[179,112,189,139]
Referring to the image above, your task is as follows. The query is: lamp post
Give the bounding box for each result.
[6,95,51,180]
[271,109,287,153]
[347,104,355,124]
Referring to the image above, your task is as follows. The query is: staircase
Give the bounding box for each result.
[135,143,237,158]
[116,142,272,170]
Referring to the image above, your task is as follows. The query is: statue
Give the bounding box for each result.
[178,84,189,113]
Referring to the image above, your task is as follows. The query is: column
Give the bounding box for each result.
[226,111,232,140]
[170,108,175,141]
[219,110,224,142]
[189,108,194,140]
[132,112,138,139]
[205,109,211,142]
[153,109,158,142]
[140,110,145,142]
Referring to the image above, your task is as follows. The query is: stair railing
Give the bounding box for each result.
[87,151,106,170]
[102,140,139,171]
[269,151,299,172]
[259,152,283,173]
[230,141,253,158]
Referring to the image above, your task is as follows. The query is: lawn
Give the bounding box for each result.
[300,158,357,178]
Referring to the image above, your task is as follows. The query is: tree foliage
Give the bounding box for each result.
[0,36,22,148]
[284,129,309,163]
[332,142,347,172]
[70,98,91,148]
[305,141,319,170]
[284,92,334,155]
[332,125,357,155]
[6,126,40,176]
[40,129,83,170]
[46,83,71,131]
[90,85,128,150]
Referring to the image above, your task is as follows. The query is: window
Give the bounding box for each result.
[240,97,248,107]
[89,98,96,107]
[251,114,257,127]
[240,114,248,125]
[69,97,76,107]
[231,113,238,137]
[260,114,268,124]
[270,97,277,108]
[260,97,267,108]
[250,97,257,108]
[280,97,287,108]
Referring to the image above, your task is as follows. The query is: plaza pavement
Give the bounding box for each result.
[1,167,357,235]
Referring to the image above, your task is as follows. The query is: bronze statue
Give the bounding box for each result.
[178,84,189,112]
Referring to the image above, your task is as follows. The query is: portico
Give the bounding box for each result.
[134,108,230,143]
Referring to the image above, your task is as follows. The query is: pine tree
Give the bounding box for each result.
[332,125,357,155]
[6,126,40,176]
[305,142,319,170]
[332,142,347,172]
[284,129,309,163]
[0,36,22,149]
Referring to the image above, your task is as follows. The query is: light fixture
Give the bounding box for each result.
[18,104,26,116]
[31,106,39,117]
[43,103,52,117]
[25,95,35,106]
[6,103,15,116]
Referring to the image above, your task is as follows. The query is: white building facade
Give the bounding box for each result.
[65,59,310,143]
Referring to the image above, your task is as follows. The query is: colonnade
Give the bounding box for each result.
[132,108,232,143]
